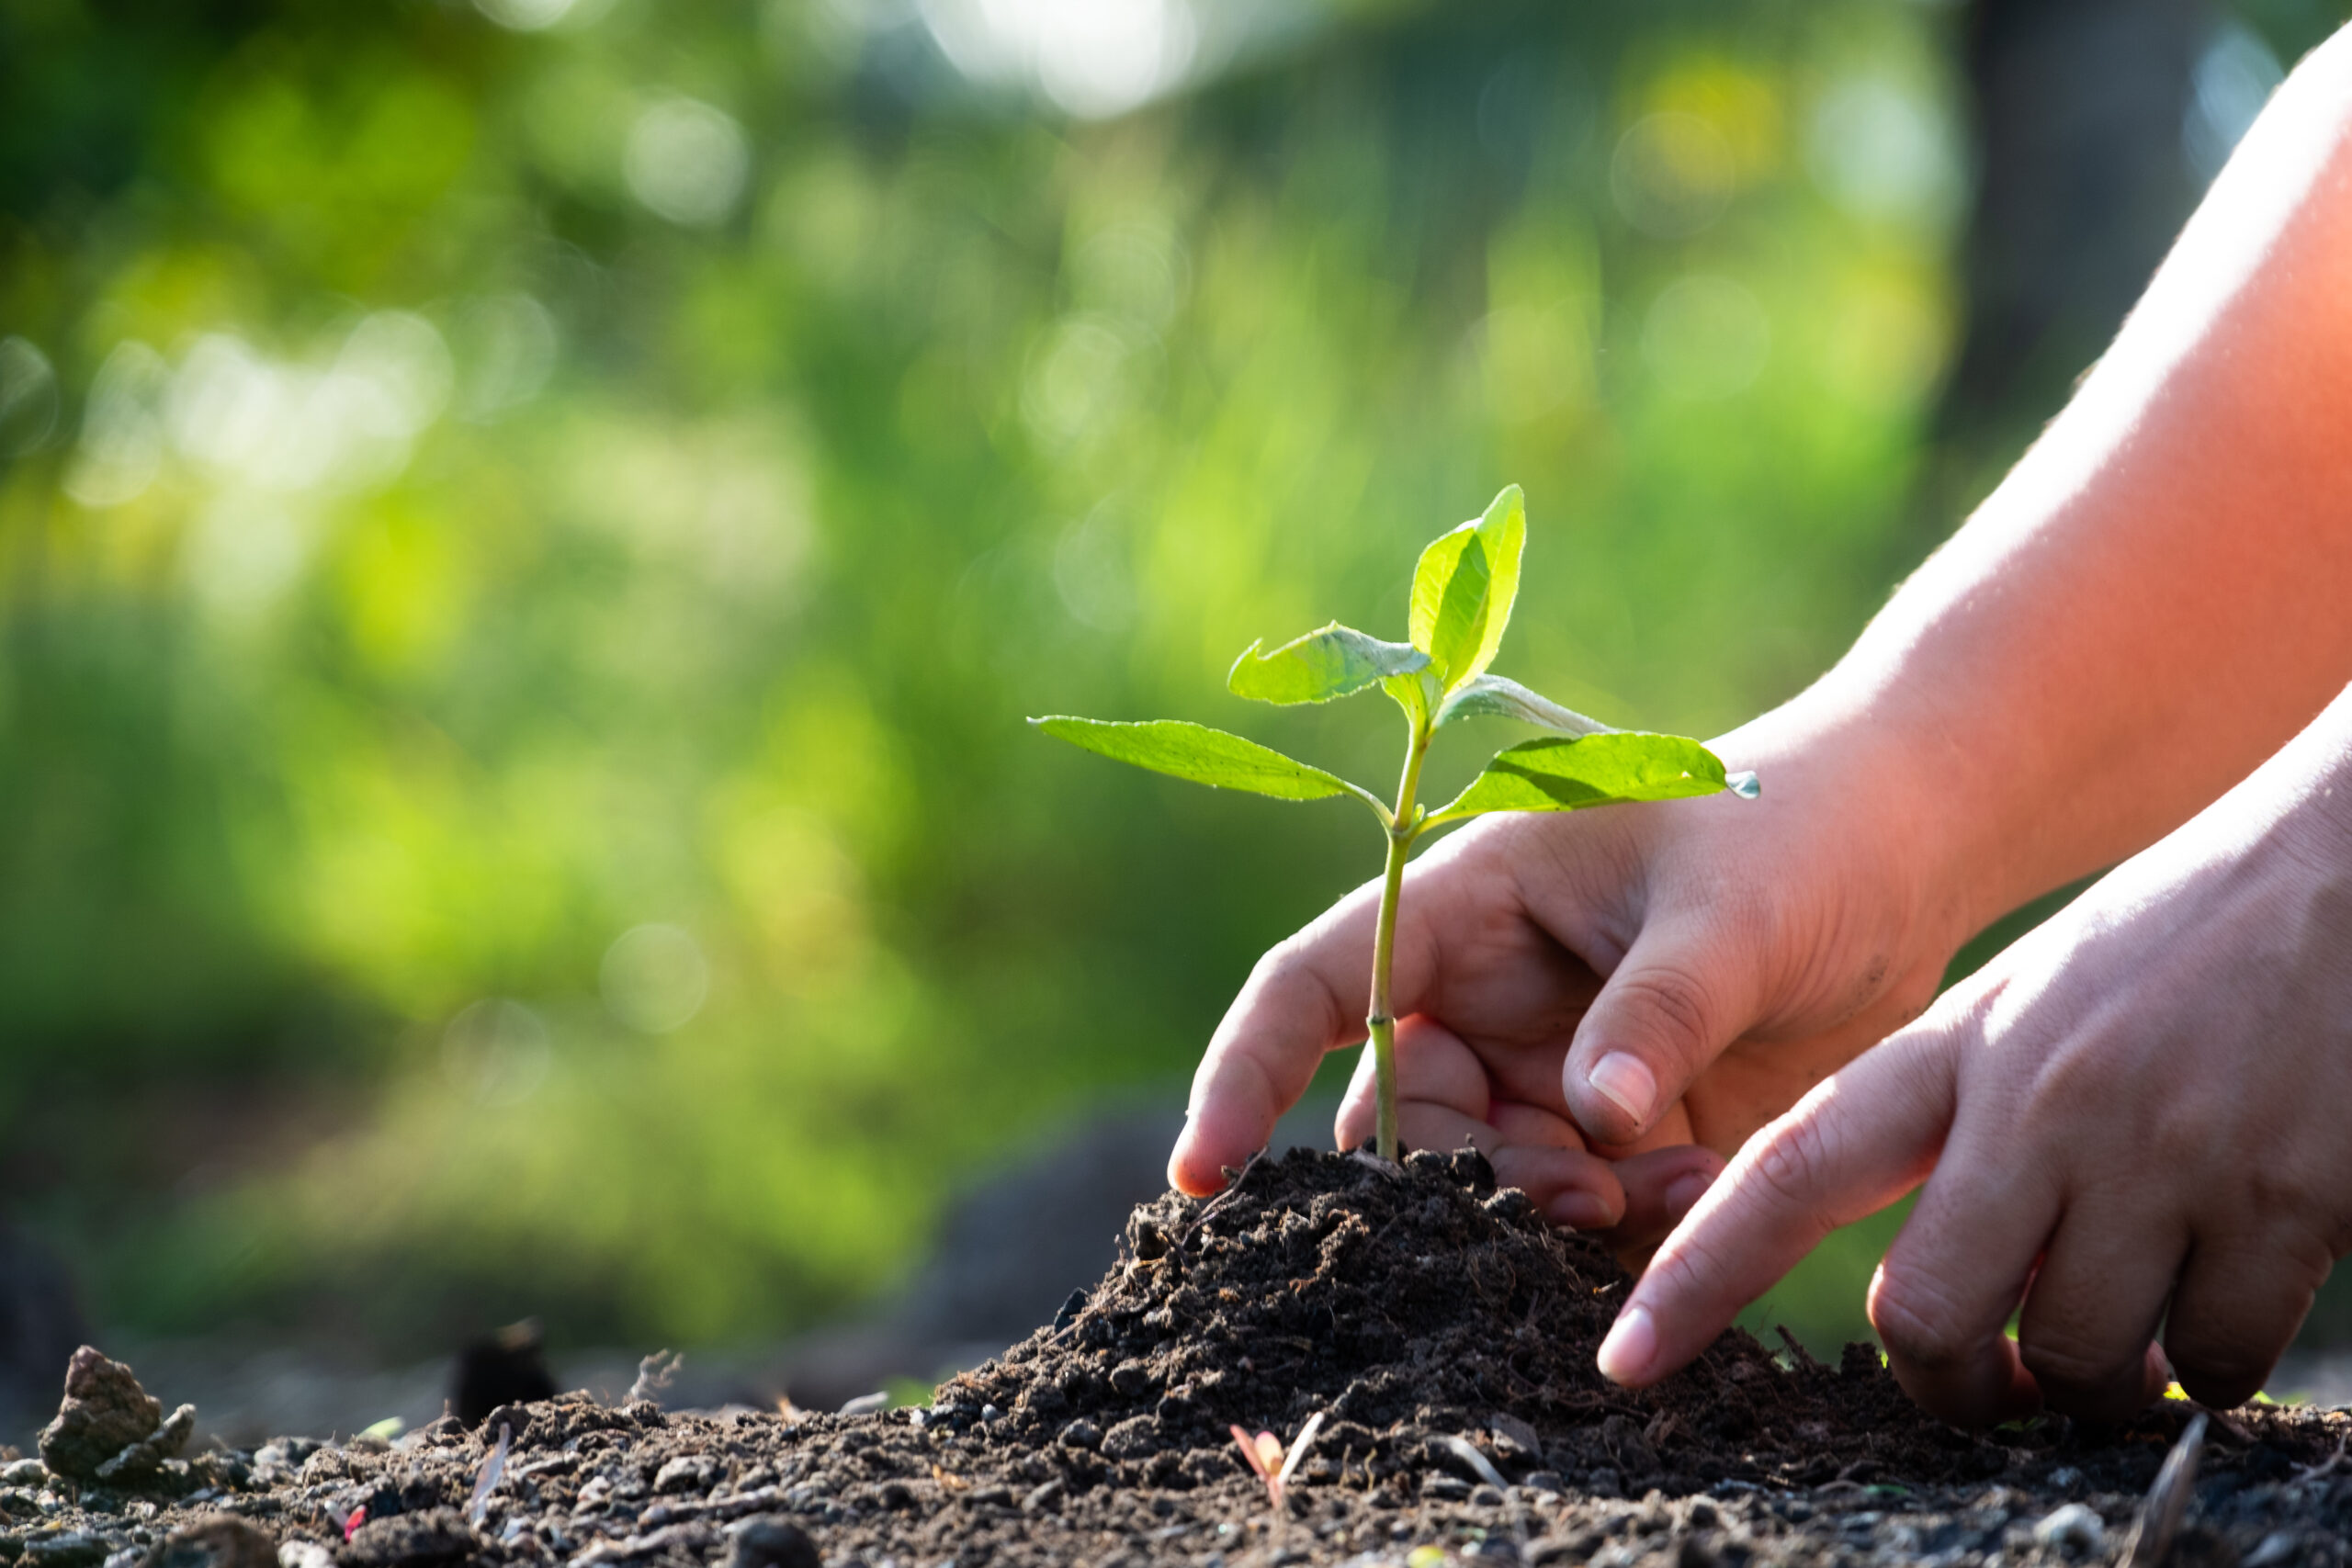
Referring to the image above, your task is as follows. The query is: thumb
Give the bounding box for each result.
[1564,915,1758,1146]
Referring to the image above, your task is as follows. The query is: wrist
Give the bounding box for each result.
[1706,686,2002,973]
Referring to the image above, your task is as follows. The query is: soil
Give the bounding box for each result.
[6,1148,2351,1568]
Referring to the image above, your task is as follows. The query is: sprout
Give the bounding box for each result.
[1228,1411,1325,1508]
[1034,486,1756,1162]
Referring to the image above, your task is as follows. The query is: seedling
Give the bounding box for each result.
[1033,485,1756,1161]
[1229,1411,1324,1507]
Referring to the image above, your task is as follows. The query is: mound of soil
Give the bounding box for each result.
[947,1146,1961,1493]
[5,1148,2349,1568]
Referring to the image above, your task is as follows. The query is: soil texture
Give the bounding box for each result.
[5,1148,2350,1568]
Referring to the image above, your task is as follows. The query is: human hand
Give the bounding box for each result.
[1600,693,2352,1422]
[1167,717,1971,1253]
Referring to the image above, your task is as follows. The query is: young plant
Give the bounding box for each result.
[1229,1412,1325,1508]
[1032,485,1758,1162]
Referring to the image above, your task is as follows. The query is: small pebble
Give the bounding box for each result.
[2032,1502,2104,1554]
[1,1461,45,1486]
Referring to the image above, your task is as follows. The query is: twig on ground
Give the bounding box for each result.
[1774,1326,1825,1373]
[2123,1411,2206,1568]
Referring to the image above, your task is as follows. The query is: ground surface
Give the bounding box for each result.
[4,1150,2349,1568]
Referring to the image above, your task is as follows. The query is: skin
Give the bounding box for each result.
[1170,23,2352,1419]
[1609,693,2352,1422]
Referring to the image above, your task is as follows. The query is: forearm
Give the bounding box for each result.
[1745,27,2352,938]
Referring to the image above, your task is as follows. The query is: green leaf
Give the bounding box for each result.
[1228,623,1430,705]
[1429,731,1736,822]
[1408,527,1488,682]
[1030,716,1377,807]
[1382,669,1438,731]
[1407,485,1526,690]
[1432,674,1614,738]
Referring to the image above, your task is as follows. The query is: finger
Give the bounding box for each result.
[1171,883,1386,1193]
[2164,1233,2329,1409]
[1335,1015,1487,1152]
[1334,1033,1380,1154]
[1486,1100,1585,1150]
[1864,1110,2066,1427]
[1600,1022,1956,1389]
[1566,912,1762,1145]
[2012,1198,2184,1423]
[1603,1144,1725,1261]
[1489,1145,1628,1231]
[1396,1100,1502,1158]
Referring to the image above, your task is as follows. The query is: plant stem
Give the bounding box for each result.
[1368,709,1430,1163]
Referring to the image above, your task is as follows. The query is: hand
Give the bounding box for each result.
[1602,694,2352,1423]
[1167,717,1971,1255]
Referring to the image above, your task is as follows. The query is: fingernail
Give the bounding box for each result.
[1664,1169,1713,1218]
[1588,1052,1657,1129]
[1548,1190,1616,1232]
[1598,1303,1657,1386]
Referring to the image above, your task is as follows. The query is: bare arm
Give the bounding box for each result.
[1783,22,2352,940]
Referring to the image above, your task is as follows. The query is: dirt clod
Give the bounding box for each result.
[144,1517,278,1568]
[342,1509,478,1568]
[39,1348,163,1481]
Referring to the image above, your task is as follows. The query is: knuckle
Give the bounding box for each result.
[1611,960,1719,1066]
[1746,1111,1836,1214]
[2016,1330,2138,1404]
[1250,935,1349,1026]
[1253,932,1317,987]
[1634,1227,1719,1309]
[1867,1267,1979,1373]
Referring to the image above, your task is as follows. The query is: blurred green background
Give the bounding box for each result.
[0,0,2341,1374]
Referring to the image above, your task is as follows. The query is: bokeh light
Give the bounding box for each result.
[1,0,2306,1369]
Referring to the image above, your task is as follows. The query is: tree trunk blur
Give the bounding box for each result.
[1917,0,2212,551]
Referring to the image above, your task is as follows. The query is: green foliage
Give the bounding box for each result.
[1432,675,1611,737]
[1029,717,1374,806]
[1430,732,1737,821]
[1227,626,1429,707]
[1410,484,1526,694]
[1040,486,1740,845]
[1037,487,1748,1158]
